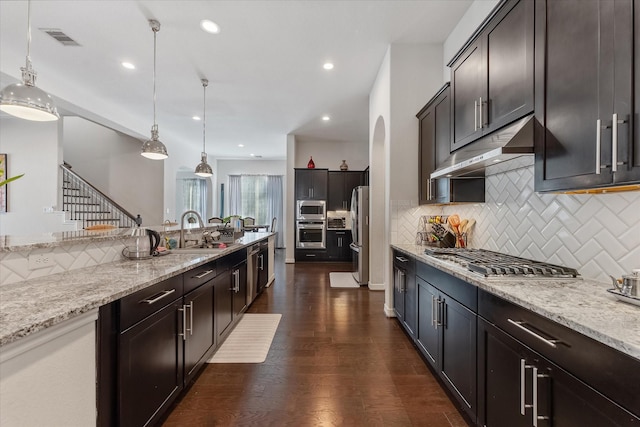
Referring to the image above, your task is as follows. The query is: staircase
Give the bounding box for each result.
[61,163,137,229]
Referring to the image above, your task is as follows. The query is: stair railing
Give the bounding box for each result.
[60,163,137,229]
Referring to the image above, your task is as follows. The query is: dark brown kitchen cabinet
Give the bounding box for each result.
[183,280,215,384]
[231,259,247,319]
[534,0,640,192]
[327,230,351,261]
[215,252,248,343]
[450,0,534,151]
[478,318,639,426]
[214,270,233,343]
[393,251,416,338]
[328,171,363,211]
[257,242,269,294]
[415,261,477,422]
[295,168,328,200]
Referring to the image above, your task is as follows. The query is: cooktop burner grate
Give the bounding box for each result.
[423,248,580,278]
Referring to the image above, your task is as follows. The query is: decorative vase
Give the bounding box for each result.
[307,156,315,168]
[340,160,348,171]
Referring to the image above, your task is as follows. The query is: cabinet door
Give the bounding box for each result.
[534,0,614,191]
[484,0,534,133]
[477,318,533,427]
[214,271,233,342]
[416,278,439,368]
[295,170,314,200]
[327,172,344,211]
[339,232,352,260]
[343,172,363,210]
[440,294,477,417]
[451,38,485,151]
[418,103,436,204]
[312,170,328,200]
[183,281,214,384]
[257,249,269,293]
[403,266,416,338]
[393,265,405,322]
[118,301,183,427]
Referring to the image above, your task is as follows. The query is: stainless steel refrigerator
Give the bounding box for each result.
[349,186,369,285]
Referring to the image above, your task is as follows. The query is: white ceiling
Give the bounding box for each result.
[0,0,473,160]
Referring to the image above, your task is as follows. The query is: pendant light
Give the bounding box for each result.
[194,78,213,177]
[141,19,168,160]
[0,0,59,121]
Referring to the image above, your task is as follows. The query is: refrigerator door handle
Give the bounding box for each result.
[349,243,360,252]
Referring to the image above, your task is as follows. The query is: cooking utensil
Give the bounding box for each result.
[447,214,461,234]
[609,269,639,297]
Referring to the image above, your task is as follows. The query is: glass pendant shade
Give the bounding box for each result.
[195,152,213,177]
[141,125,168,160]
[0,0,59,122]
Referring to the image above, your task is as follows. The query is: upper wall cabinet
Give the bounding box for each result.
[534,0,640,192]
[449,0,534,152]
[295,168,328,201]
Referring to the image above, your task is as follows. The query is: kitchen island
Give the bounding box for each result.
[0,231,273,427]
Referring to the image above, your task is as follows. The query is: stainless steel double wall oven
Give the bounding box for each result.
[296,200,326,249]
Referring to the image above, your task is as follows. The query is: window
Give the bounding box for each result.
[179,178,207,221]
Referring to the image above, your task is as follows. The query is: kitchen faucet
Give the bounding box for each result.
[179,210,205,248]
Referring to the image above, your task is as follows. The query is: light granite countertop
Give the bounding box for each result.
[0,233,272,347]
[391,244,640,362]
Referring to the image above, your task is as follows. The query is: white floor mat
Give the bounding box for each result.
[329,272,360,288]
[208,313,281,363]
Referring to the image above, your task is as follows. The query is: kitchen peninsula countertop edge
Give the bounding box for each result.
[0,233,273,347]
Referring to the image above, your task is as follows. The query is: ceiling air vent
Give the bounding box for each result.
[39,28,81,46]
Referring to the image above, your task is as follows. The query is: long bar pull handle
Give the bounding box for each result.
[426,178,431,200]
[187,301,194,335]
[398,270,405,292]
[435,298,443,327]
[395,256,409,263]
[612,114,618,172]
[479,97,483,128]
[140,289,176,305]
[520,359,534,415]
[179,305,187,341]
[474,100,478,131]
[508,319,560,348]
[431,295,437,328]
[596,119,602,174]
[534,369,550,426]
[193,269,215,279]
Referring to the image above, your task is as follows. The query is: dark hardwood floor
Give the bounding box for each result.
[162,250,469,426]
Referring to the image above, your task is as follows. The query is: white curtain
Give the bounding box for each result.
[181,179,207,220]
[228,175,242,217]
[266,175,284,248]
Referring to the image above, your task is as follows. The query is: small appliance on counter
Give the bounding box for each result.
[122,227,162,260]
[327,217,346,229]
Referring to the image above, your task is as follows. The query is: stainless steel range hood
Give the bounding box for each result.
[430,114,535,179]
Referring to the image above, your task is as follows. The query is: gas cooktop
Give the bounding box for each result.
[423,248,580,279]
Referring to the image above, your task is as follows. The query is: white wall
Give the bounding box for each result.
[0,116,61,234]
[285,134,296,261]
[295,138,368,171]
[63,117,164,226]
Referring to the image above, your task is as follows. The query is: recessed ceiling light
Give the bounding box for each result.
[238,144,244,148]
[200,20,220,34]
[323,62,334,70]
[192,116,201,121]
[322,115,330,121]
[121,62,135,70]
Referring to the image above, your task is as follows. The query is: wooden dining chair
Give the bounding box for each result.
[243,217,255,226]
[270,217,277,233]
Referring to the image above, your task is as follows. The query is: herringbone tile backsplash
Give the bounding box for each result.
[391,157,640,283]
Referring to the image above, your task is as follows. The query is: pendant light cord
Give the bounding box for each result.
[202,79,208,153]
[152,26,157,128]
[26,0,31,64]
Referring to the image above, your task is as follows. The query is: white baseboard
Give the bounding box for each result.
[384,303,396,317]
[367,282,385,291]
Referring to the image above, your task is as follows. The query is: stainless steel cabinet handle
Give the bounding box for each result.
[426,178,431,200]
[395,256,409,263]
[479,97,483,128]
[187,301,194,336]
[520,359,534,415]
[596,119,602,174]
[179,305,187,341]
[474,100,478,131]
[612,113,627,172]
[533,368,550,426]
[235,270,240,292]
[193,269,215,279]
[435,298,443,327]
[140,289,176,305]
[398,270,405,292]
[431,295,437,328]
[259,254,264,270]
[439,300,446,327]
[508,319,560,348]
